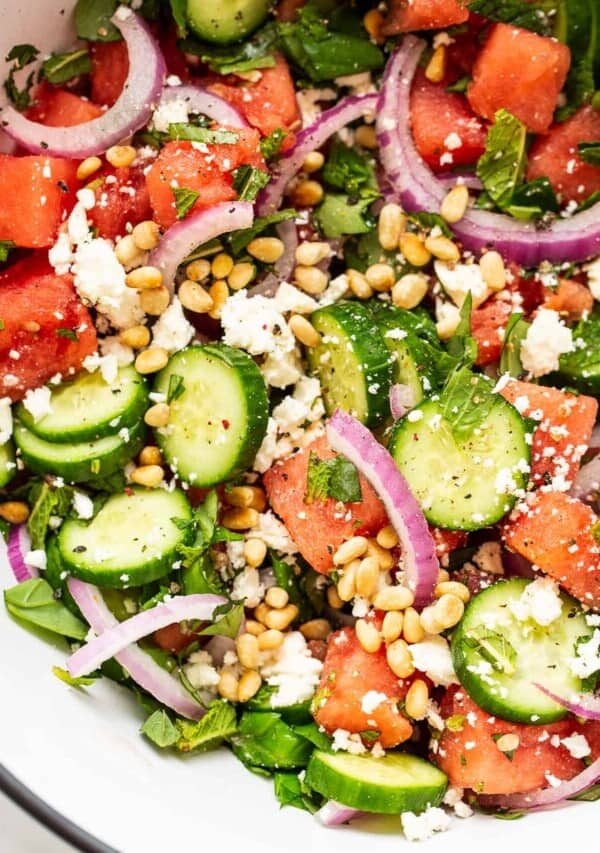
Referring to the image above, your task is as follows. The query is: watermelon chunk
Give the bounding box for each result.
[382,0,469,34]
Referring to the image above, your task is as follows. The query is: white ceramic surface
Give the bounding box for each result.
[0,4,597,851]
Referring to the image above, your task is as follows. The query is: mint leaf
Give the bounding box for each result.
[476,110,527,210]
[199,601,245,639]
[173,186,200,220]
[168,124,239,145]
[260,128,288,160]
[4,579,88,640]
[578,141,600,166]
[322,139,374,195]
[274,772,322,813]
[557,0,598,112]
[408,211,453,239]
[56,328,79,342]
[506,177,559,221]
[305,452,362,503]
[233,165,270,202]
[228,209,296,256]
[169,0,188,38]
[5,43,39,67]
[141,709,180,748]
[27,481,74,550]
[52,666,98,687]
[43,49,91,84]
[467,0,554,34]
[181,22,278,75]
[446,292,477,367]
[4,43,39,111]
[176,700,238,752]
[166,373,185,404]
[500,312,530,377]
[439,366,497,442]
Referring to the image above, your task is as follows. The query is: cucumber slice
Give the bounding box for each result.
[14,420,144,484]
[153,345,268,487]
[452,578,590,724]
[58,487,193,588]
[187,0,272,45]
[305,751,447,814]
[0,440,16,487]
[389,396,530,530]
[307,301,392,428]
[16,367,148,443]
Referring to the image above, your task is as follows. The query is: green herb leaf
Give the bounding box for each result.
[290,722,333,750]
[27,481,74,550]
[231,711,314,769]
[558,307,600,393]
[141,709,180,748]
[579,141,600,166]
[4,43,39,111]
[169,0,188,38]
[476,110,527,210]
[446,292,477,367]
[0,240,14,263]
[168,123,239,145]
[467,0,555,34]
[233,165,270,202]
[274,772,322,813]
[269,550,313,623]
[176,700,238,752]
[500,312,530,378]
[6,44,39,68]
[74,0,122,42]
[322,139,375,196]
[569,782,600,802]
[506,176,560,221]
[446,714,466,732]
[228,209,296,256]
[43,49,91,84]
[439,365,498,443]
[4,579,88,639]
[181,22,278,75]
[166,373,185,404]
[463,625,517,675]
[557,0,598,112]
[199,601,245,639]
[52,666,98,687]
[56,328,79,342]
[408,211,453,239]
[314,192,377,239]
[306,451,362,503]
[173,186,200,220]
[260,128,288,160]
[446,76,470,93]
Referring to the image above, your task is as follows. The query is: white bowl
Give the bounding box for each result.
[0,4,596,850]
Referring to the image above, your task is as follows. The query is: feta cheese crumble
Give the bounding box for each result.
[401,806,450,842]
[22,386,52,422]
[151,297,194,353]
[509,577,563,626]
[260,631,323,707]
[520,309,574,377]
[408,635,458,687]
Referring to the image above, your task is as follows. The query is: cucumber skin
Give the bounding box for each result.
[0,441,16,488]
[187,0,272,45]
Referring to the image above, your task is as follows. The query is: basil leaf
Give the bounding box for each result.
[260,128,288,160]
[466,0,555,34]
[232,165,270,202]
[176,700,238,752]
[168,124,239,145]
[199,601,245,639]
[173,186,200,220]
[579,141,600,165]
[52,666,98,687]
[305,452,362,503]
[439,366,497,442]
[43,49,91,84]
[231,712,314,769]
[228,209,296,256]
[500,312,530,378]
[476,110,527,210]
[4,579,88,640]
[141,709,180,748]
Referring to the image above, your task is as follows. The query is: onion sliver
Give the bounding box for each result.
[315,800,365,826]
[533,683,600,721]
[377,38,600,265]
[157,85,248,128]
[0,7,166,157]
[389,383,417,421]
[7,524,36,583]
[326,409,438,608]
[149,201,254,288]
[67,578,206,719]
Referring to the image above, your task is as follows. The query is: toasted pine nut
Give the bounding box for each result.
[237,669,262,703]
[295,241,330,267]
[405,679,429,720]
[347,269,373,299]
[289,314,321,348]
[365,263,395,292]
[425,45,447,83]
[373,585,415,611]
[265,603,299,631]
[178,279,213,313]
[0,501,29,524]
[247,237,285,264]
[356,556,380,598]
[217,669,239,702]
[120,325,150,349]
[290,179,323,207]
[243,538,267,568]
[438,569,450,583]
[434,581,470,603]
[302,151,325,173]
[386,639,414,678]
[391,272,429,309]
[265,586,289,610]
[132,220,160,251]
[378,203,406,251]
[222,507,259,531]
[495,733,520,754]
[226,486,267,512]
[480,250,506,291]
[363,8,385,42]
[334,536,369,565]
[115,235,145,268]
[300,618,332,641]
[424,235,460,263]
[440,184,469,224]
[366,539,394,571]
[228,262,255,291]
[327,585,343,609]
[208,280,229,319]
[76,156,102,182]
[257,628,284,651]
[144,402,170,427]
[237,633,260,670]
[253,602,270,625]
[419,605,444,635]
[294,265,329,295]
[139,445,163,466]
[185,259,211,282]
[135,347,169,375]
[130,465,164,488]
[356,619,382,653]
[22,320,40,333]
[377,525,399,550]
[402,607,425,644]
[381,610,404,643]
[140,286,170,316]
[125,265,163,290]
[211,252,234,280]
[106,145,136,168]
[399,233,432,267]
[355,124,377,149]
[337,559,359,602]
[245,619,266,636]
[433,593,464,629]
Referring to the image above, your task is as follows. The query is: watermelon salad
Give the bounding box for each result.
[2,0,600,841]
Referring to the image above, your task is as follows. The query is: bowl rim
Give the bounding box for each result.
[0,761,114,853]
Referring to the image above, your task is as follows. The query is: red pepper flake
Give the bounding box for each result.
[222,419,230,429]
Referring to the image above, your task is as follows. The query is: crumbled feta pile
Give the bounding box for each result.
[401,806,450,842]
[434,260,490,309]
[408,635,458,687]
[331,728,367,755]
[569,628,600,678]
[260,631,323,707]
[72,491,94,520]
[509,577,563,626]
[151,297,194,353]
[73,239,144,329]
[585,256,600,301]
[232,567,265,609]
[22,386,52,422]
[520,309,574,377]
[0,397,13,444]
[183,650,220,693]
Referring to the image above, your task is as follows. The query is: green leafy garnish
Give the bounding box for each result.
[176,700,238,752]
[322,139,374,196]
[141,709,180,748]
[0,240,14,263]
[233,165,270,202]
[52,666,98,687]
[168,124,239,145]
[173,186,200,220]
[305,451,362,504]
[476,110,527,210]
[556,0,598,114]
[315,193,377,238]
[169,0,188,38]
[463,625,517,675]
[446,293,478,367]
[467,0,555,35]
[166,373,185,404]
[74,0,159,42]
[274,772,323,813]
[4,43,39,110]
[181,23,278,75]
[56,328,79,342]
[260,128,288,160]
[446,714,467,732]
[570,783,600,802]
[408,211,453,239]
[228,209,296,256]
[4,579,88,640]
[231,711,314,770]
[439,365,498,443]
[27,481,74,550]
[43,49,91,84]
[500,313,530,378]
[578,141,600,165]
[446,76,470,93]
[199,601,245,639]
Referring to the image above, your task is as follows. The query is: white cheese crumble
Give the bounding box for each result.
[249,510,298,555]
[561,733,591,759]
[151,97,190,133]
[509,577,563,627]
[520,309,574,377]
[569,628,600,678]
[408,635,458,687]
[260,631,323,707]
[72,491,94,520]
[273,282,318,315]
[585,256,600,301]
[0,397,13,445]
[360,690,388,714]
[73,238,143,329]
[22,386,52,422]
[151,297,194,353]
[331,728,367,755]
[231,567,265,609]
[24,549,47,571]
[434,260,490,309]
[183,650,220,692]
[401,806,451,842]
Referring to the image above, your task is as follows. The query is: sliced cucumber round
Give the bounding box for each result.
[389,396,530,530]
[14,420,144,484]
[16,366,148,443]
[187,0,272,45]
[0,440,16,487]
[305,750,447,814]
[308,301,393,428]
[451,578,590,724]
[153,345,269,487]
[58,487,193,588]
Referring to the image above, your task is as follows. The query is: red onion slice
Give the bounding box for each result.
[377,38,600,265]
[315,800,365,826]
[67,592,226,677]
[149,201,254,288]
[157,85,248,128]
[437,173,483,192]
[570,454,600,502]
[533,683,600,721]
[326,409,439,608]
[67,578,206,719]
[0,7,166,157]
[389,383,417,420]
[479,755,600,811]
[256,93,378,217]
[7,524,36,582]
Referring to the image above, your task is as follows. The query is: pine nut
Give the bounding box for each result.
[243,538,267,568]
[217,669,239,702]
[347,268,373,299]
[373,585,415,611]
[399,233,432,267]
[420,605,445,635]
[120,325,150,349]
[135,347,169,374]
[0,501,29,524]
[178,279,213,313]
[405,679,429,719]
[144,402,170,427]
[247,237,285,264]
[106,145,137,168]
[355,124,378,149]
[337,559,359,602]
[381,610,404,643]
[495,733,520,754]
[289,315,321,348]
[211,253,234,279]
[366,539,394,571]
[334,536,369,565]
[363,8,385,42]
[22,321,40,333]
[228,262,255,291]
[300,618,332,641]
[327,585,343,609]
[115,235,145,268]
[265,586,289,609]
[392,273,429,310]
[440,184,469,224]
[76,156,102,182]
[257,628,284,650]
[132,220,160,251]
[245,620,266,636]
[185,259,211,282]
[130,464,164,488]
[403,607,425,644]
[254,602,270,625]
[139,445,163,466]
[424,235,460,263]
[377,525,399,550]
[480,250,506,291]
[140,286,170,316]
[208,280,229,319]
[265,603,298,631]
[425,45,447,83]
[295,241,330,266]
[226,486,267,512]
[294,265,329,294]
[378,203,406,251]
[356,618,382,653]
[302,151,325,173]
[290,179,323,207]
[365,263,395,292]
[434,581,470,603]
[386,639,414,678]
[435,304,461,341]
[126,266,163,290]
[438,569,450,583]
[237,633,260,669]
[237,669,262,703]
[356,556,380,598]
[222,507,259,531]
[433,593,464,629]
